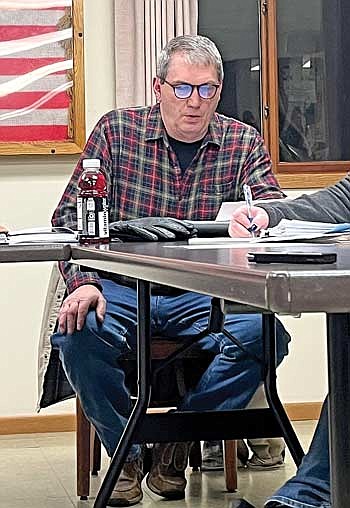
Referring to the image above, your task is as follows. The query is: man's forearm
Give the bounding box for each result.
[258,176,350,227]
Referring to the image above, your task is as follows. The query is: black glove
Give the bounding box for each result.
[109,217,197,242]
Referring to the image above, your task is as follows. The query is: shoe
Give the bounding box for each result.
[201,440,224,471]
[146,442,192,499]
[247,449,285,470]
[201,440,249,471]
[247,438,285,470]
[108,457,144,507]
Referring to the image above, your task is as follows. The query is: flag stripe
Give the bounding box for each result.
[0,73,67,90]
[0,2,70,10]
[0,124,68,141]
[0,108,68,124]
[0,28,71,58]
[0,9,65,25]
[0,90,69,108]
[0,25,59,41]
[2,43,66,59]
[0,57,67,75]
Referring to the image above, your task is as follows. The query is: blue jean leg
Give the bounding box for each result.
[266,398,330,508]
[150,292,291,411]
[52,280,140,458]
[52,283,291,460]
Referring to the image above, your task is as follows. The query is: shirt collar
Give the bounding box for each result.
[145,103,222,148]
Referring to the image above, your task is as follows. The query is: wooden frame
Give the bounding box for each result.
[0,0,85,156]
[261,0,349,188]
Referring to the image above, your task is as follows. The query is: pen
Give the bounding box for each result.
[243,184,256,237]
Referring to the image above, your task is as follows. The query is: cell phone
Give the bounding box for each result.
[247,251,337,264]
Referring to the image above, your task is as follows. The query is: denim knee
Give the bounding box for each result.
[53,309,129,373]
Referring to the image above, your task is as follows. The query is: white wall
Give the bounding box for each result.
[0,0,115,417]
[0,1,327,418]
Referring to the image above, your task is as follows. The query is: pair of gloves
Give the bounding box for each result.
[109,217,197,242]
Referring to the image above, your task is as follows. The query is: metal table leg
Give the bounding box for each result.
[327,313,350,508]
[262,313,304,466]
[94,280,152,508]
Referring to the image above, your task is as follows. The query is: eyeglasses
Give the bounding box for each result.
[163,79,220,100]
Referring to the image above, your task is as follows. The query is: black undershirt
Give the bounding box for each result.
[168,136,204,174]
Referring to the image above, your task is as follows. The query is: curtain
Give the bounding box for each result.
[114,0,198,107]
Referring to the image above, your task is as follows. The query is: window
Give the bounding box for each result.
[199,0,349,188]
[199,0,262,132]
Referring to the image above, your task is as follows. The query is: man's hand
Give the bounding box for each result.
[109,217,197,242]
[0,226,8,233]
[229,205,269,237]
[58,284,106,335]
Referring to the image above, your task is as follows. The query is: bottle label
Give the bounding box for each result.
[80,196,109,241]
[77,197,83,232]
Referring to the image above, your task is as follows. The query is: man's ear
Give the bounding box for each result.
[153,77,161,102]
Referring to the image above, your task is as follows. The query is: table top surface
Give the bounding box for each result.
[71,241,350,314]
[0,243,72,263]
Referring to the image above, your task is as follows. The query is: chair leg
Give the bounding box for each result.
[223,440,238,492]
[91,429,102,475]
[189,441,202,471]
[76,397,92,500]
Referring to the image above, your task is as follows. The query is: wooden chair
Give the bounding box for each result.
[76,338,238,500]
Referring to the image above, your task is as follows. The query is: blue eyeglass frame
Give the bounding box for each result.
[163,79,220,99]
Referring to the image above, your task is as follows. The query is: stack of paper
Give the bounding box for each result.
[258,219,350,243]
[267,219,350,236]
[0,227,78,246]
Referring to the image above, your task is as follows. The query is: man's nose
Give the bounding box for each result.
[187,87,202,106]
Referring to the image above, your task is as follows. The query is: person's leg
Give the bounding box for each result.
[201,440,224,470]
[247,438,285,469]
[52,280,145,506]
[145,293,290,499]
[265,398,330,508]
[203,385,286,471]
[158,293,291,412]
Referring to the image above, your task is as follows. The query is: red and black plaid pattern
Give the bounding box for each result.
[53,103,284,292]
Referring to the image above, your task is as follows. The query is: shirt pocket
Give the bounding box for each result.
[202,180,235,197]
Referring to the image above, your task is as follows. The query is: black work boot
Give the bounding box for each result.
[146,442,193,499]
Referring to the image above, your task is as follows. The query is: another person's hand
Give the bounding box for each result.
[58,284,106,335]
[229,205,269,237]
[109,217,197,242]
[0,226,8,233]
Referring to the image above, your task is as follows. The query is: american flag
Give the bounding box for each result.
[0,0,73,142]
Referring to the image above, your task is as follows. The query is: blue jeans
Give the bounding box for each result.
[266,398,330,508]
[52,280,290,459]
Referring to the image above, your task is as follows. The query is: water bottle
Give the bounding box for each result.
[77,158,109,245]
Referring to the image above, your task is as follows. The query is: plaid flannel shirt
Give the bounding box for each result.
[52,103,284,293]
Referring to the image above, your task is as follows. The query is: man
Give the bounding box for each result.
[51,35,290,507]
[228,176,350,507]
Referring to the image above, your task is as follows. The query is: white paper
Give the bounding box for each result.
[6,226,78,245]
[258,219,350,243]
[216,198,291,221]
[188,236,257,245]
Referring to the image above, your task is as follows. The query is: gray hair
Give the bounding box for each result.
[157,35,224,83]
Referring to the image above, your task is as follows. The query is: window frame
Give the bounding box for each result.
[260,0,349,188]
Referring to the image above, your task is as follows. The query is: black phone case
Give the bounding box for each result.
[247,252,337,264]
